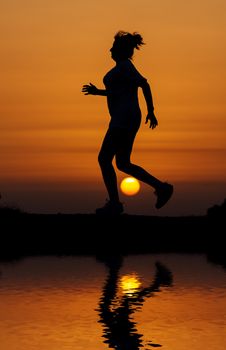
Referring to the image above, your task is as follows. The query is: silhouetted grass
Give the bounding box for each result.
[0,204,24,215]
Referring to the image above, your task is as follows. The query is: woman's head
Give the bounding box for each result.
[110,31,145,62]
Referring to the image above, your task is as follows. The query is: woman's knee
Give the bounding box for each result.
[98,153,104,166]
[98,152,111,167]
[116,158,130,172]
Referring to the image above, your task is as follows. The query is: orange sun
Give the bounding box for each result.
[120,177,140,196]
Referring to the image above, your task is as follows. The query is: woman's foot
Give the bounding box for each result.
[155,183,174,209]
[95,200,124,216]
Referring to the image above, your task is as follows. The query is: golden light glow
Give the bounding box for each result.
[120,274,142,296]
[120,177,141,196]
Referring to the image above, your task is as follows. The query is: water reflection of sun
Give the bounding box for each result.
[120,274,141,296]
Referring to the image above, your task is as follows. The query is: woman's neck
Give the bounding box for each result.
[115,58,131,65]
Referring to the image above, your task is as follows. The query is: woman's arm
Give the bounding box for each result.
[141,80,158,129]
[82,83,107,96]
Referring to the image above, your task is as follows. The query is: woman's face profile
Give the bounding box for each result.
[110,38,132,62]
[110,41,118,61]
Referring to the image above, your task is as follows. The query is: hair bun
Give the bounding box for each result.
[132,32,145,49]
[114,30,145,50]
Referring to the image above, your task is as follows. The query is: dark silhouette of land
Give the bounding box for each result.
[0,199,225,268]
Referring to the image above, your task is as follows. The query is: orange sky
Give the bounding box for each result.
[1,0,226,215]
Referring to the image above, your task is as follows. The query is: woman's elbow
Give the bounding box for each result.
[140,79,150,89]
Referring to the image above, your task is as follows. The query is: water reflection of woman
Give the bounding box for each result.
[96,255,173,349]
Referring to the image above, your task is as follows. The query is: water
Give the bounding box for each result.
[0,254,226,350]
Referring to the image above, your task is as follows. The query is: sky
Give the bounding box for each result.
[1,0,226,216]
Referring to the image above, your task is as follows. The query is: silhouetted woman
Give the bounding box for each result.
[82,31,173,215]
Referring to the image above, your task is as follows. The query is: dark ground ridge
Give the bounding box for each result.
[0,211,225,267]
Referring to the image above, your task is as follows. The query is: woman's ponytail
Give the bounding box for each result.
[132,32,145,50]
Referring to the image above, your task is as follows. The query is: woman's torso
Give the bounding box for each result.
[103,59,147,130]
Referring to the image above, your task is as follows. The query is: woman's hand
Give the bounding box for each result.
[145,112,158,129]
[82,83,98,95]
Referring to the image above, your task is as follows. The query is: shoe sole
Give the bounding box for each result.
[95,211,123,216]
[155,185,174,209]
[95,208,124,216]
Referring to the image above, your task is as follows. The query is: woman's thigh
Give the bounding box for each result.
[99,127,137,163]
